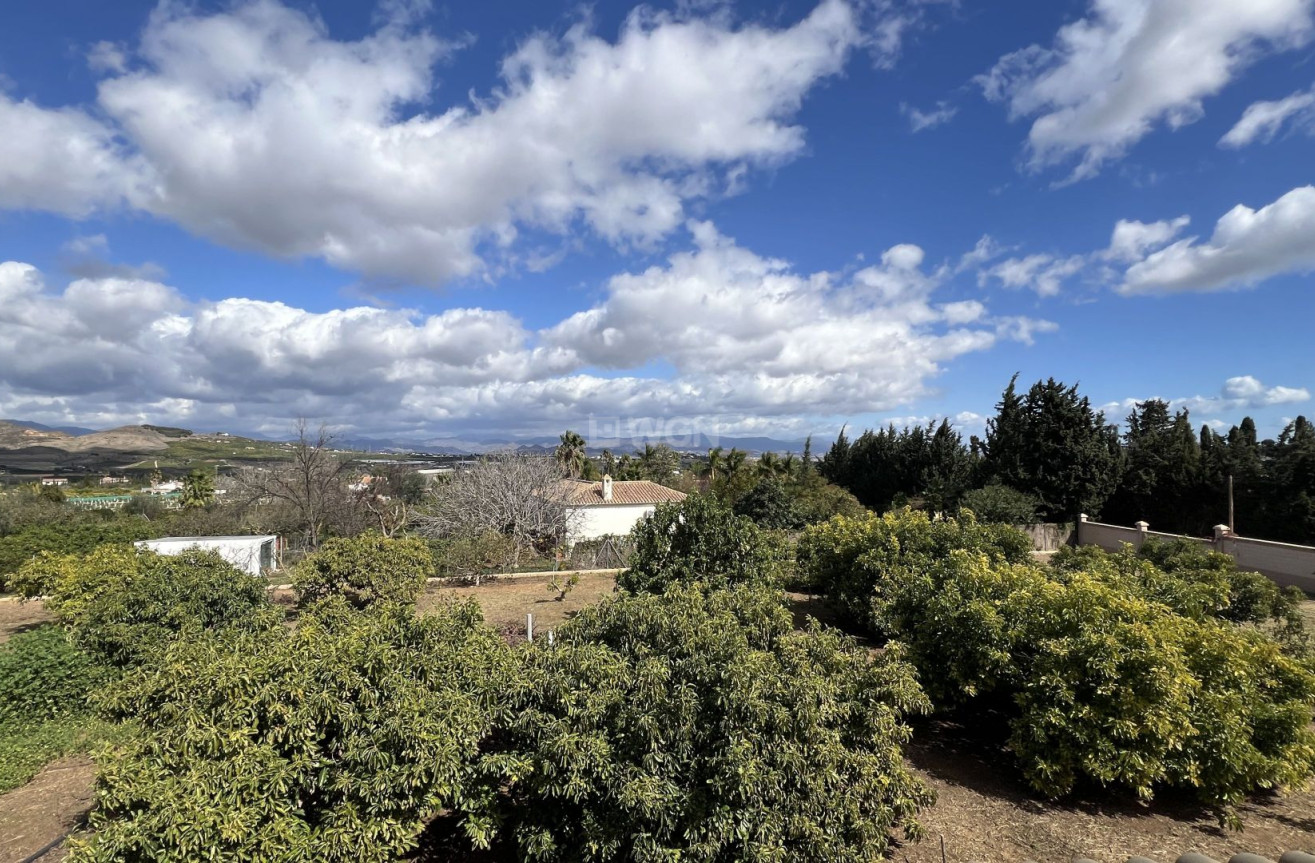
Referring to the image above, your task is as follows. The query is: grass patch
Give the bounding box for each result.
[0,716,130,792]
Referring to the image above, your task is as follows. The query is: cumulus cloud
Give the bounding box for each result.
[1104,376,1311,420]
[1103,216,1191,263]
[1119,185,1315,293]
[1220,84,1315,147]
[0,0,902,285]
[978,0,1314,181]
[978,253,1085,297]
[900,100,957,131]
[0,227,1053,436]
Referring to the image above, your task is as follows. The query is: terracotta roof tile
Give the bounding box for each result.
[550,479,688,507]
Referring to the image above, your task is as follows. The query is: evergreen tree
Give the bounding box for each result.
[1106,401,1200,532]
[1273,416,1315,543]
[980,376,1121,521]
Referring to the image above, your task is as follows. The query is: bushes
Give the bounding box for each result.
[498,584,933,862]
[799,510,1315,822]
[293,533,433,608]
[12,545,276,667]
[619,494,786,594]
[72,599,515,863]
[958,484,1041,525]
[796,508,1032,628]
[0,518,158,585]
[0,624,109,723]
[0,625,123,793]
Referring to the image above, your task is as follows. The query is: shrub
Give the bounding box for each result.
[0,625,110,723]
[796,508,1032,628]
[733,477,803,529]
[619,494,785,594]
[791,474,867,525]
[13,545,277,667]
[72,599,515,863]
[0,518,158,584]
[958,484,1042,525]
[499,584,934,861]
[801,517,1315,823]
[292,533,433,609]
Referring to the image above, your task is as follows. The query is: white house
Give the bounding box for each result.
[135,535,280,577]
[552,475,687,542]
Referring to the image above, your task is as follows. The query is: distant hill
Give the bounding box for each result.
[1,418,811,461]
[0,421,170,454]
[1,419,97,436]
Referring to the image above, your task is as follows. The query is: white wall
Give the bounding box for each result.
[1076,517,1315,593]
[136,537,276,577]
[570,504,655,541]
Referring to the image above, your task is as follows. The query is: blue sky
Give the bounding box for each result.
[0,0,1312,442]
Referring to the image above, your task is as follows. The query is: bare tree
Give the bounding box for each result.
[418,453,580,567]
[232,420,353,549]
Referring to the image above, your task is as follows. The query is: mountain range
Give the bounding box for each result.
[0,420,809,457]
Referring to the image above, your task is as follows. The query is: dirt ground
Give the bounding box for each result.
[417,571,621,636]
[899,715,1315,863]
[0,597,52,644]
[0,757,95,863]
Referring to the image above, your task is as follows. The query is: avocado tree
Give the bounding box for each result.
[498,584,934,861]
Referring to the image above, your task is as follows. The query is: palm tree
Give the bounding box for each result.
[181,468,215,509]
[725,448,747,478]
[638,443,677,480]
[703,446,724,482]
[781,453,798,478]
[555,430,588,478]
[757,451,780,478]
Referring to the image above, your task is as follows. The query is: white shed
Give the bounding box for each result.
[135,535,280,577]
[551,476,687,542]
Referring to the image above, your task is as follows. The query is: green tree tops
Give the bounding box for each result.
[619,495,783,593]
[292,533,433,609]
[499,585,934,862]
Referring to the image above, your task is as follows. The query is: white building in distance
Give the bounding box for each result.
[551,476,687,542]
[136,535,280,577]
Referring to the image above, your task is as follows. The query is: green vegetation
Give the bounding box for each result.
[798,509,1315,825]
[0,518,158,584]
[619,494,785,594]
[0,624,124,792]
[11,546,276,667]
[499,584,934,862]
[292,533,433,609]
[817,373,1315,544]
[73,599,514,862]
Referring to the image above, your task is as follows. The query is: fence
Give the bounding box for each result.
[65,493,182,511]
[1076,515,1315,593]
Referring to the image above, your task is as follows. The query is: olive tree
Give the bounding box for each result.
[498,584,934,862]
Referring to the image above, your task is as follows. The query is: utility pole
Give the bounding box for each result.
[1227,474,1234,533]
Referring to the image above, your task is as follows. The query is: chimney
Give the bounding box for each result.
[602,474,613,502]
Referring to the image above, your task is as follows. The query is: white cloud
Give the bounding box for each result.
[0,227,1053,436]
[0,95,144,217]
[0,0,896,285]
[1108,376,1311,420]
[901,100,957,132]
[1120,185,1315,293]
[979,253,1084,297]
[978,0,1315,181]
[1219,84,1315,147]
[1103,216,1191,263]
